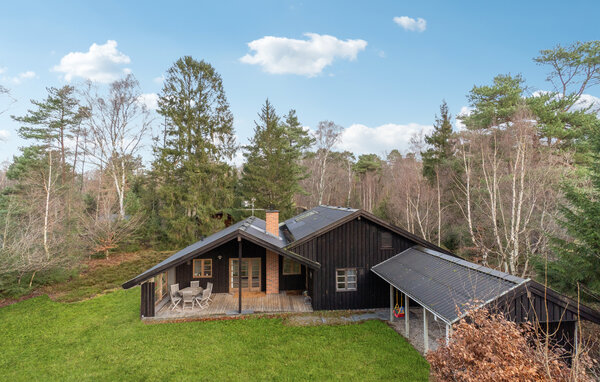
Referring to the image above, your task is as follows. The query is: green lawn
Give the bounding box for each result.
[0,289,429,381]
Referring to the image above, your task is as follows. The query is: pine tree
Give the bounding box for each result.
[240,100,311,218]
[12,85,81,186]
[545,123,600,298]
[421,101,454,182]
[152,57,236,245]
[421,101,455,246]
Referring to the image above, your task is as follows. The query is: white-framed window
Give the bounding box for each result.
[336,268,357,291]
[282,258,301,275]
[193,259,212,278]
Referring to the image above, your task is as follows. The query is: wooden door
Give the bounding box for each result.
[230,258,261,293]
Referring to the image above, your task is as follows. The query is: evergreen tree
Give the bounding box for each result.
[421,100,454,182]
[12,85,81,186]
[240,100,311,218]
[460,74,526,130]
[152,56,236,245]
[544,123,600,299]
[421,101,455,246]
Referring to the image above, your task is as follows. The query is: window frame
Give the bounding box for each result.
[336,268,357,292]
[282,257,301,275]
[380,231,393,249]
[193,258,213,278]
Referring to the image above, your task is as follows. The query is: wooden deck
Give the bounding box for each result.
[152,293,313,320]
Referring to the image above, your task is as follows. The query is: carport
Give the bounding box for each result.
[371,246,599,354]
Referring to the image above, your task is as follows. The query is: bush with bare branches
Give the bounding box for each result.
[427,307,594,382]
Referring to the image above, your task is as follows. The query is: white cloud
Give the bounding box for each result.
[335,123,434,156]
[138,93,159,111]
[0,67,6,75]
[20,71,36,79]
[53,40,131,83]
[455,106,473,130]
[240,33,367,77]
[393,16,427,32]
[2,70,37,84]
[153,75,165,84]
[532,91,600,114]
[0,130,10,141]
[569,94,600,113]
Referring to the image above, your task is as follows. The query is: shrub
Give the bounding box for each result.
[427,307,594,382]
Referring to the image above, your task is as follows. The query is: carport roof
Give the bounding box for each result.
[371,246,528,324]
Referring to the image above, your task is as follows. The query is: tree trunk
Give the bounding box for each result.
[29,270,37,288]
[43,151,52,260]
[436,169,441,247]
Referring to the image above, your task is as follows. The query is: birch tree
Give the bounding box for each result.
[84,75,150,219]
[313,121,343,205]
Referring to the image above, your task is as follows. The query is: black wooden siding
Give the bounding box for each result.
[174,238,304,294]
[289,217,417,310]
[175,239,267,293]
[279,256,307,291]
[495,283,578,323]
[140,281,155,318]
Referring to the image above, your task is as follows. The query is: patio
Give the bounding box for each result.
[149,292,312,321]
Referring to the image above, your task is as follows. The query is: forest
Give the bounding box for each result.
[1,41,599,306]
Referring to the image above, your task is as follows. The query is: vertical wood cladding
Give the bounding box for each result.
[175,239,267,293]
[278,257,307,291]
[495,283,577,324]
[140,281,155,318]
[289,217,417,310]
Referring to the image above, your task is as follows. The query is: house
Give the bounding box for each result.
[123,205,600,352]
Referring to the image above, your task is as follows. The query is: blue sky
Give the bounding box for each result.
[1,0,599,165]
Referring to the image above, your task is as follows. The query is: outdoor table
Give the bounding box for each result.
[178,286,203,297]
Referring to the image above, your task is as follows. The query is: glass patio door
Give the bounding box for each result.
[230,258,261,292]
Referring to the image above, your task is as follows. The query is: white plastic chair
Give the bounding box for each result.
[190,281,200,288]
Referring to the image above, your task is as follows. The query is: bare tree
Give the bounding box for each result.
[83,75,151,219]
[452,108,565,275]
[313,121,343,205]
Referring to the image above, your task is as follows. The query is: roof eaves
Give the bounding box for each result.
[370,265,453,324]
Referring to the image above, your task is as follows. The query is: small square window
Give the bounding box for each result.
[336,268,358,292]
[380,232,393,249]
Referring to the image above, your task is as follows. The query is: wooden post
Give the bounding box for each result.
[405,294,410,336]
[423,306,429,353]
[389,285,394,322]
[238,236,242,314]
[445,324,450,346]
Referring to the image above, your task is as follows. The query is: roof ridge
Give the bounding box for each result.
[416,245,526,285]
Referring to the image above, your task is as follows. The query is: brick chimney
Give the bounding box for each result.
[265,210,279,237]
[265,210,279,294]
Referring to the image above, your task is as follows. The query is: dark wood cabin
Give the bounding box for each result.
[126,205,600,356]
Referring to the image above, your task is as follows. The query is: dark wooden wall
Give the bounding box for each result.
[140,281,155,318]
[175,239,267,293]
[289,217,417,310]
[495,283,578,323]
[279,257,306,291]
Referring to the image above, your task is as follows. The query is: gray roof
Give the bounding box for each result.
[123,216,296,288]
[283,205,357,242]
[371,246,528,324]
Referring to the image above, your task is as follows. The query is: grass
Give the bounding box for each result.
[0,289,429,381]
[48,250,172,302]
